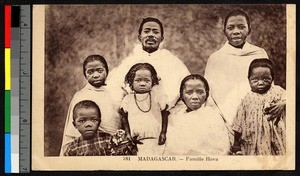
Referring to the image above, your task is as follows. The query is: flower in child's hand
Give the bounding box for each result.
[110,133,157,155]
[110,129,138,155]
[116,129,126,138]
[111,129,127,146]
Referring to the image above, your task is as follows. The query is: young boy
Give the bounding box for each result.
[60,55,121,156]
[63,100,112,156]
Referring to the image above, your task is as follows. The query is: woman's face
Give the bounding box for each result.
[224,15,250,47]
[182,79,207,111]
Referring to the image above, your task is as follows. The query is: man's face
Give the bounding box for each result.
[224,15,250,47]
[138,21,164,53]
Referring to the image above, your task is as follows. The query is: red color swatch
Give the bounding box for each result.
[5,5,11,48]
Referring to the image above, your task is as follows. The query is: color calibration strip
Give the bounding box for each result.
[5,5,12,173]
[5,5,22,173]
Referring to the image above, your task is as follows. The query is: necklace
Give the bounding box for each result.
[135,93,149,102]
[134,92,151,113]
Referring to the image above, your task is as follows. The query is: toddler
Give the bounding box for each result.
[232,58,286,155]
[119,63,169,155]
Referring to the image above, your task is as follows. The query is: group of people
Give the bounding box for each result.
[60,9,286,156]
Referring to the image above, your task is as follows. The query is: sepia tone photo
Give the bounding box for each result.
[32,4,295,170]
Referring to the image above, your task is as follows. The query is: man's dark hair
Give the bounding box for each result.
[138,17,164,36]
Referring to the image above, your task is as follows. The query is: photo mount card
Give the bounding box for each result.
[31,4,296,171]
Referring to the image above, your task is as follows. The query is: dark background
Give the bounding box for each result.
[44,4,286,156]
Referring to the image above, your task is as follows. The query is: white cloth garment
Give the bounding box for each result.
[204,41,269,125]
[120,87,167,155]
[164,105,230,156]
[60,83,121,156]
[106,44,190,108]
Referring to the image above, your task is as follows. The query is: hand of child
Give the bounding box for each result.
[158,133,166,145]
[265,100,286,125]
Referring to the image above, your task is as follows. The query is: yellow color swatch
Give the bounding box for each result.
[5,48,11,90]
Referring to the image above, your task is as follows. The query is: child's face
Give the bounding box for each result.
[249,67,273,94]
[85,60,107,88]
[73,107,100,139]
[224,15,250,47]
[182,79,207,111]
[132,69,153,94]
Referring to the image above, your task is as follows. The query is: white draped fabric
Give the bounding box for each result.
[106,44,190,108]
[204,41,269,125]
[164,105,230,156]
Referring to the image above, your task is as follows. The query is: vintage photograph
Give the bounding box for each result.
[32,4,295,170]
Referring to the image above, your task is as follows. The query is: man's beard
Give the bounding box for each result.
[142,44,159,53]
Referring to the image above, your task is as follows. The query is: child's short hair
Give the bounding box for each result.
[224,9,251,30]
[125,63,159,88]
[248,58,274,80]
[179,74,210,102]
[138,17,164,36]
[73,100,101,121]
[83,54,109,77]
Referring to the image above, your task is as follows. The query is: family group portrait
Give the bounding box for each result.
[35,4,293,168]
